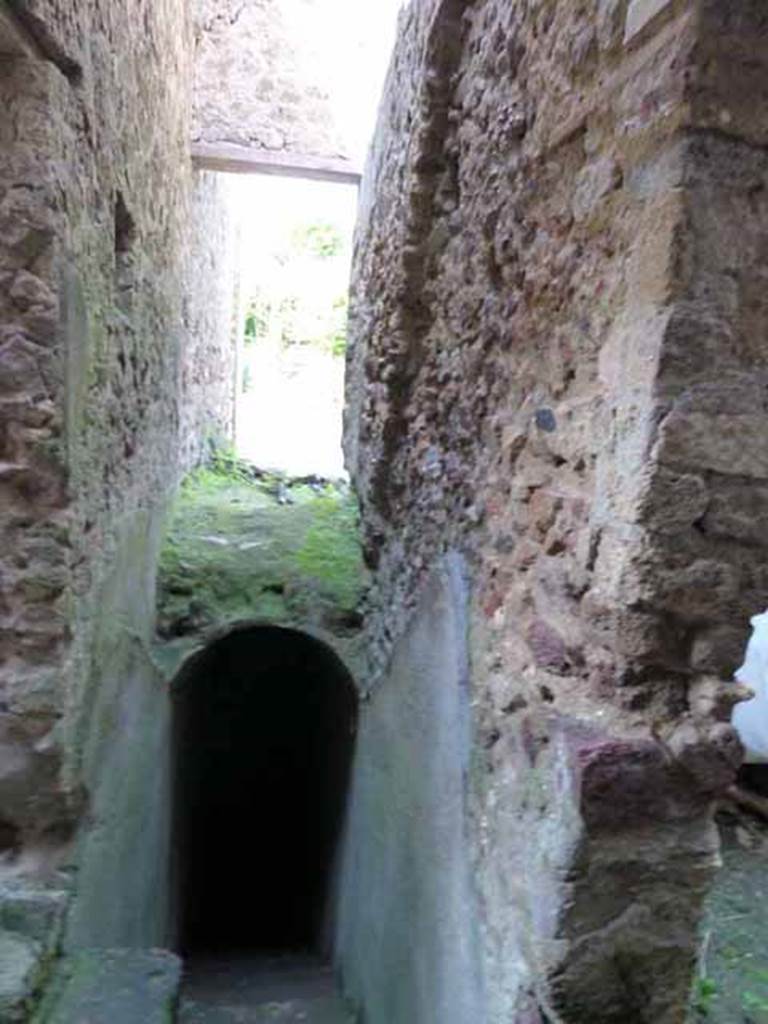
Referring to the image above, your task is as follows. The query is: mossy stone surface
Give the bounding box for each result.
[0,931,41,1023]
[0,887,67,946]
[33,948,181,1024]
[154,467,367,676]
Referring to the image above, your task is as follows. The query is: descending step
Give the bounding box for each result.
[0,930,41,1023]
[177,955,356,1024]
[34,948,182,1023]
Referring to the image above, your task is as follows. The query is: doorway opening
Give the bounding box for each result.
[172,624,358,957]
[231,174,358,480]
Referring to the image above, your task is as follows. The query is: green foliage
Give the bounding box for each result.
[295,490,363,610]
[742,968,768,1020]
[183,445,259,491]
[692,977,718,1018]
[743,989,768,1016]
[292,221,345,260]
[157,468,366,653]
[244,296,270,343]
[327,294,349,357]
[241,217,350,356]
[278,295,300,345]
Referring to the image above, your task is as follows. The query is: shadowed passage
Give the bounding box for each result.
[173,626,358,956]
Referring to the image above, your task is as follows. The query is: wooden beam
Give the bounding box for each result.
[191,142,362,186]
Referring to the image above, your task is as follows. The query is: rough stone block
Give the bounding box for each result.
[35,948,182,1024]
[690,625,752,677]
[655,559,741,619]
[702,484,768,547]
[648,473,709,534]
[658,411,768,480]
[0,886,67,945]
[689,5,768,147]
[563,723,735,832]
[624,0,675,44]
[572,157,622,222]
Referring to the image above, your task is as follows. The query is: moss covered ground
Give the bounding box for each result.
[154,459,366,668]
[690,813,768,1024]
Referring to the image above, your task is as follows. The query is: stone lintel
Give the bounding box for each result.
[191,142,362,186]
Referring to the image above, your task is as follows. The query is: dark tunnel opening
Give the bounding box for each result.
[172,625,358,957]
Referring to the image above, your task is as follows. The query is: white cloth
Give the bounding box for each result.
[733,610,768,763]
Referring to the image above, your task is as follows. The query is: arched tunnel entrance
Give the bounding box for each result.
[172,625,358,957]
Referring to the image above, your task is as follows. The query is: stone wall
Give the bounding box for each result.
[342,1,767,1020]
[193,0,346,158]
[181,171,239,469]
[0,0,237,977]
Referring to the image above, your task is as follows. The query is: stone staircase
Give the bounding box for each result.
[28,950,355,1023]
[0,931,42,1024]
[0,884,68,1023]
[32,948,181,1023]
[176,955,357,1024]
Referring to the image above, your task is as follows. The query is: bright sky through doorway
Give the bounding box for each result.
[230,0,404,477]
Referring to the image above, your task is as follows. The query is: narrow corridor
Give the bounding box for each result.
[171,625,358,1021]
[173,626,357,957]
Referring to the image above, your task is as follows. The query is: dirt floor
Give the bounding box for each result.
[691,806,768,1023]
